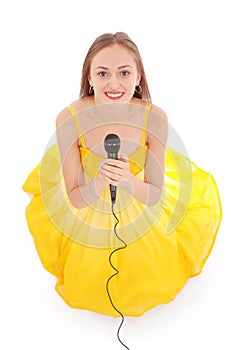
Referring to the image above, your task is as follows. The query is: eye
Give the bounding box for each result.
[120,71,129,76]
[98,71,108,77]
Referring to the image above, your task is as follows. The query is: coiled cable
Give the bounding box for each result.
[105,202,130,350]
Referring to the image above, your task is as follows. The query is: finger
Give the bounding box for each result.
[119,154,129,162]
[103,169,121,181]
[99,168,111,183]
[101,171,120,186]
[99,164,120,177]
[102,162,123,172]
[105,159,121,167]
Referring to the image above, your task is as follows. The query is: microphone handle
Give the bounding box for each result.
[108,152,118,204]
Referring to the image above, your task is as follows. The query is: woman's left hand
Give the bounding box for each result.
[99,156,132,187]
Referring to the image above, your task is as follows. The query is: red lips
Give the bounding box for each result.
[104,92,124,100]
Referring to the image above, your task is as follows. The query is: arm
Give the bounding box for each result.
[56,108,109,209]
[100,105,168,206]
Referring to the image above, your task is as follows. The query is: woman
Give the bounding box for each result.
[23,32,222,318]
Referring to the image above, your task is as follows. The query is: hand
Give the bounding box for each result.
[99,156,131,188]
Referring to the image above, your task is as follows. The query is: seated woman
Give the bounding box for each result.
[23,32,222,319]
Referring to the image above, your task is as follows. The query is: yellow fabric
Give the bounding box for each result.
[22,106,222,317]
[141,101,151,145]
[67,103,150,177]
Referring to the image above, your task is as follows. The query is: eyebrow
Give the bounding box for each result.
[95,65,133,70]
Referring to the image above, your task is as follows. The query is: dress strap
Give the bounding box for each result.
[141,103,152,146]
[67,105,86,148]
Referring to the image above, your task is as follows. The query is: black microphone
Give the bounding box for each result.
[104,134,121,204]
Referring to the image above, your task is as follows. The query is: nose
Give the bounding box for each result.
[107,75,121,90]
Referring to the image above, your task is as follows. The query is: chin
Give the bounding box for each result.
[95,93,132,105]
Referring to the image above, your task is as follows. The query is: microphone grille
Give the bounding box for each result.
[104,134,121,153]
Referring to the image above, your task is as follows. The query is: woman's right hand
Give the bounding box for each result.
[94,168,110,196]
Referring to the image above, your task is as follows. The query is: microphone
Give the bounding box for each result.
[104,134,121,204]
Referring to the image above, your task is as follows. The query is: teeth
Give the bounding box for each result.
[107,93,123,98]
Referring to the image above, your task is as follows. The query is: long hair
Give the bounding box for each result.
[80,32,151,103]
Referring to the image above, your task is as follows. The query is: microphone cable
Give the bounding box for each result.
[105,201,130,350]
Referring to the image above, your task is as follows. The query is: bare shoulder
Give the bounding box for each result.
[56,106,71,128]
[70,96,94,112]
[150,103,168,121]
[56,96,94,128]
[147,103,168,143]
[131,98,168,121]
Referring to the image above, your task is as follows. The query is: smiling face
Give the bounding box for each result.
[88,44,141,104]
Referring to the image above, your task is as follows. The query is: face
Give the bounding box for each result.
[89,44,141,104]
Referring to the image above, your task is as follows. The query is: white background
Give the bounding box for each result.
[0,0,233,349]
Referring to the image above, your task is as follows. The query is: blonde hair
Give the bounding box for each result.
[80,32,151,102]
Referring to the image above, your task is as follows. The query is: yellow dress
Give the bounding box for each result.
[22,103,222,317]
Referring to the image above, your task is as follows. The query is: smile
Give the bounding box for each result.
[105,92,124,100]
